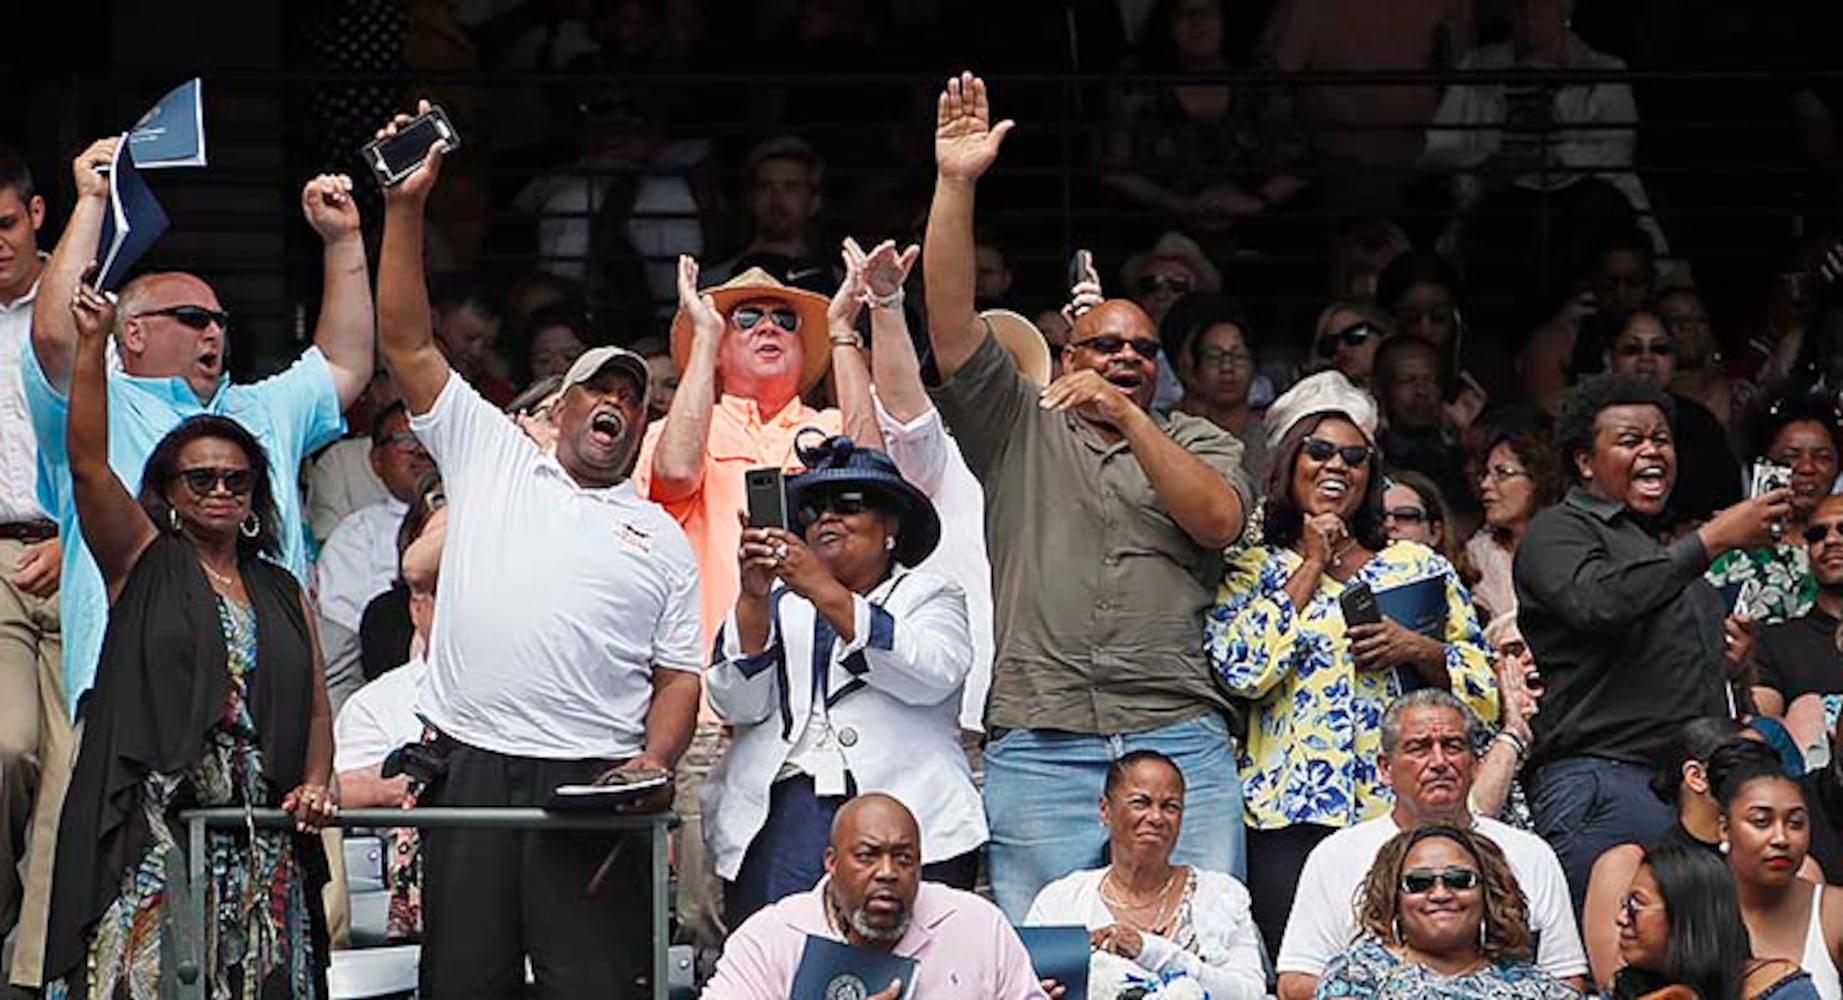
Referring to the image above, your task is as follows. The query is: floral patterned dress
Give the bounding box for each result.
[1207,541,1499,830]
[1315,938,1579,999]
[60,596,317,1000]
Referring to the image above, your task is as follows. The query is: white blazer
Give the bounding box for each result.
[699,566,987,880]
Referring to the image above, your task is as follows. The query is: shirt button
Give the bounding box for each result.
[1105,555,1120,567]
[837,727,859,747]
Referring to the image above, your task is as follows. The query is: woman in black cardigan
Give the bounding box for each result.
[45,270,336,998]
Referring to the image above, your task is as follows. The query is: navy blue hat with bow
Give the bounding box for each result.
[786,434,941,567]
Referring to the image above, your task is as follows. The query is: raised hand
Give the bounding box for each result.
[301,173,361,243]
[375,99,446,203]
[935,71,1015,182]
[1443,371,1488,434]
[676,255,726,345]
[69,263,115,341]
[72,138,119,202]
[860,238,919,301]
[829,239,869,333]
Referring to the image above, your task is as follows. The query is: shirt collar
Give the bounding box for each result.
[1564,485,1629,524]
[0,253,48,313]
[119,368,228,409]
[534,451,642,503]
[782,877,952,956]
[719,392,814,429]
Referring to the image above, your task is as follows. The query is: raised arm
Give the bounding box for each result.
[300,174,376,410]
[67,269,158,595]
[648,256,725,504]
[923,72,1014,380]
[827,238,884,451]
[859,240,930,423]
[31,138,118,394]
[374,102,454,416]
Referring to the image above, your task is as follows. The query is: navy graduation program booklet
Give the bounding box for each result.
[96,138,170,293]
[1017,925,1090,1000]
[1375,575,1446,639]
[790,935,917,1000]
[129,78,207,169]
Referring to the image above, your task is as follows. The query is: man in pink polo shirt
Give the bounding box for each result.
[702,794,1047,1000]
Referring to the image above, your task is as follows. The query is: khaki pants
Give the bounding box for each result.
[673,721,728,950]
[0,535,67,986]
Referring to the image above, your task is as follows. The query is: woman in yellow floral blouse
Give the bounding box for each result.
[1204,372,1497,951]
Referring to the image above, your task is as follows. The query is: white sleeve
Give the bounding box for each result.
[1135,872,1267,1000]
[315,516,373,632]
[407,371,537,507]
[651,548,704,674]
[334,692,395,773]
[836,575,971,707]
[1525,841,1591,978]
[872,395,951,497]
[704,601,785,727]
[1275,840,1353,976]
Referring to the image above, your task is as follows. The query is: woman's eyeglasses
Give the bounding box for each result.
[1400,866,1480,895]
[179,467,254,498]
[797,490,872,527]
[1315,321,1379,358]
[138,304,232,333]
[1479,464,1531,486]
[732,306,800,333]
[1383,506,1429,525]
[1612,340,1675,358]
[1619,892,1666,922]
[1303,437,1374,467]
[1197,348,1254,371]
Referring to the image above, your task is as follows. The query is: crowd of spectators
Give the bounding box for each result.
[3,1,1843,998]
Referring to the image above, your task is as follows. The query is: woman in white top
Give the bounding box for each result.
[701,435,982,930]
[1025,750,1265,1000]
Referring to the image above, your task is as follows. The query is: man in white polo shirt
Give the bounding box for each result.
[1275,690,1589,999]
[374,105,702,999]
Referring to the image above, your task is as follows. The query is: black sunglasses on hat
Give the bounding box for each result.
[1315,321,1379,358]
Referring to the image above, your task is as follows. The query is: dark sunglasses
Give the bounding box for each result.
[732,306,799,333]
[1400,866,1481,895]
[140,304,232,332]
[1073,334,1162,359]
[1383,506,1428,524]
[1613,340,1675,358]
[797,490,873,527]
[1804,522,1843,545]
[179,466,254,498]
[1315,321,1379,358]
[379,431,427,453]
[1137,273,1194,295]
[1303,437,1374,467]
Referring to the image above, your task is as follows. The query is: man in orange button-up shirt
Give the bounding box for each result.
[635,251,882,947]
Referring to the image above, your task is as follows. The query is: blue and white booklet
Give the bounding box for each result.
[96,138,169,293]
[128,78,206,169]
[789,935,918,1000]
[1017,925,1091,1000]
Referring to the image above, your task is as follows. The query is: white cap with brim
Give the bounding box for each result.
[1264,370,1379,451]
[560,345,653,407]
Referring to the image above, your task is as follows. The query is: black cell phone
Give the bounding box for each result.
[1339,581,1382,627]
[1068,248,1093,291]
[744,467,788,530]
[360,106,460,188]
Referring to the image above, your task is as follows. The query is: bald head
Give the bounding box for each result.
[1063,298,1161,411]
[116,270,227,401]
[824,794,922,948]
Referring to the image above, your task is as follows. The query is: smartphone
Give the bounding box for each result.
[744,467,788,530]
[1750,460,1793,499]
[360,106,460,188]
[1339,581,1382,627]
[1068,248,1093,291]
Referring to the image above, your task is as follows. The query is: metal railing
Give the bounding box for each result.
[172,807,677,1000]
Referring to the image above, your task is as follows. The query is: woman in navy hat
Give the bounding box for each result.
[700,435,986,929]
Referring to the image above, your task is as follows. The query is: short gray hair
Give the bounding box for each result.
[1379,689,1486,756]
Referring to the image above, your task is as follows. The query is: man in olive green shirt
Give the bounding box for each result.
[922,72,1251,920]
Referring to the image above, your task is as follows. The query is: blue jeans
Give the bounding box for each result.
[1529,755,1675,919]
[982,713,1244,922]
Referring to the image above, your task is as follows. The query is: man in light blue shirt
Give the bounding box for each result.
[24,138,376,713]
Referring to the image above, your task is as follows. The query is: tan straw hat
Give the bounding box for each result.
[982,309,1053,385]
[670,267,834,393]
